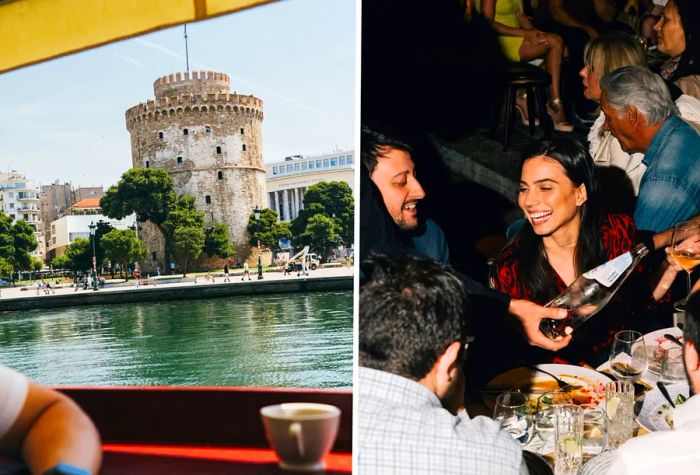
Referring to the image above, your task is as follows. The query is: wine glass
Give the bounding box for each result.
[494,391,533,445]
[670,221,700,311]
[535,390,572,443]
[608,330,647,381]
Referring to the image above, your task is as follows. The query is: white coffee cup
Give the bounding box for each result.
[260,402,341,472]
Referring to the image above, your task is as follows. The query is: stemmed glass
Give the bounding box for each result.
[670,221,700,311]
[608,330,647,382]
[494,391,533,445]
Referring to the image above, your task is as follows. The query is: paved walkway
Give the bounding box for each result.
[0,266,355,301]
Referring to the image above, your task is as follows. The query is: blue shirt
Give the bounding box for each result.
[412,218,450,264]
[634,115,700,232]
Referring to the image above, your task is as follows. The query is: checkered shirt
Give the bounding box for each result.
[358,367,527,475]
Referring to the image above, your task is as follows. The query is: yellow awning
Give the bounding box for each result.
[0,0,276,74]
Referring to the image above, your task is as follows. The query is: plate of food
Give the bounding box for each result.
[485,364,612,411]
[644,327,683,374]
[636,382,689,431]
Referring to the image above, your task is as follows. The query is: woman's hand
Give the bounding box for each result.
[524,29,548,45]
[508,299,572,351]
[651,247,683,300]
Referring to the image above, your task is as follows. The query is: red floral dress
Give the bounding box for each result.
[492,213,646,367]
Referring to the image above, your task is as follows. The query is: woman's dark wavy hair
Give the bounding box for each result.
[515,137,605,303]
[670,0,700,81]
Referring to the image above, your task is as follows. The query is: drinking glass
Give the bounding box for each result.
[670,221,700,311]
[609,330,648,381]
[660,347,686,384]
[554,404,583,475]
[579,404,607,461]
[605,381,634,449]
[535,390,572,443]
[494,391,533,445]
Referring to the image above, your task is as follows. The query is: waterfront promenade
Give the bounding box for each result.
[0,266,354,312]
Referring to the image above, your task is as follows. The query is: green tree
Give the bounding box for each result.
[297,214,342,260]
[0,257,12,279]
[30,256,43,272]
[171,226,204,276]
[291,181,354,245]
[100,229,147,279]
[63,238,92,273]
[12,220,38,271]
[162,195,204,236]
[247,208,292,250]
[94,220,115,268]
[51,254,70,271]
[204,223,235,258]
[101,168,176,266]
[0,214,15,268]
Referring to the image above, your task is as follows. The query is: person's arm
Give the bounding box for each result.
[0,381,101,474]
[649,248,683,300]
[651,213,700,250]
[549,0,598,37]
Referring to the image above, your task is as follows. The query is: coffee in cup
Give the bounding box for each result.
[260,402,341,472]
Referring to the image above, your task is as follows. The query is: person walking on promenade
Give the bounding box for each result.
[242,262,251,281]
[223,264,231,282]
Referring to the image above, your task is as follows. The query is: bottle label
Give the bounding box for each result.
[583,252,632,287]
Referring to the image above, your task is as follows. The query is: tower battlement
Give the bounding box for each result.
[125,93,263,127]
[154,70,231,98]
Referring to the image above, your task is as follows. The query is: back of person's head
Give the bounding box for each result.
[516,137,605,302]
[584,32,647,82]
[359,253,469,380]
[600,66,678,124]
[361,122,414,175]
[684,291,700,349]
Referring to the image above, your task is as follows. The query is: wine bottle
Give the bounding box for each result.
[540,243,650,339]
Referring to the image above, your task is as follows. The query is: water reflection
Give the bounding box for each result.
[0,291,352,388]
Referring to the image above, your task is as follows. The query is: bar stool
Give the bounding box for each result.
[489,62,552,150]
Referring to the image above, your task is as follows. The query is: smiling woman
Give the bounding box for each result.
[488,137,677,371]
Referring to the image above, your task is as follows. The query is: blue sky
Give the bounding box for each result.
[0,0,356,188]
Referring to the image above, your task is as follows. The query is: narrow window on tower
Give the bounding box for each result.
[145,161,150,168]
[158,131,164,140]
[217,171,223,180]
[240,127,244,134]
[183,128,189,136]
[177,156,183,164]
[242,144,247,151]
[152,252,157,261]
[205,195,212,204]
[205,125,211,134]
[216,146,222,154]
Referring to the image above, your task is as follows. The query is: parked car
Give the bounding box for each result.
[0,279,11,287]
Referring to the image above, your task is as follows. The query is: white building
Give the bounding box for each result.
[0,172,44,260]
[265,150,354,221]
[48,198,136,258]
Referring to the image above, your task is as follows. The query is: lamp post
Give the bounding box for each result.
[88,221,98,291]
[254,205,263,280]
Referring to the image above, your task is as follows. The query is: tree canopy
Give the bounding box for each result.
[247,208,292,250]
[171,226,205,276]
[204,223,235,258]
[100,228,147,278]
[100,168,175,224]
[297,214,342,260]
[291,181,354,246]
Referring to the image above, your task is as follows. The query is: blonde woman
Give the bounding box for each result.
[580,32,700,199]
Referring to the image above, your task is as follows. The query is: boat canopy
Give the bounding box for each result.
[0,0,277,74]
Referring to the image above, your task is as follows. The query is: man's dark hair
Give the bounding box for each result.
[360,122,414,175]
[684,291,700,347]
[359,253,470,380]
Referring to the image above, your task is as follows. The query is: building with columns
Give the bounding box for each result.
[265,150,354,221]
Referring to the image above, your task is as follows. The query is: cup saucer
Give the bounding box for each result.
[279,460,325,472]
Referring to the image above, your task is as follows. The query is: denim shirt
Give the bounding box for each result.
[411,218,450,264]
[634,115,700,232]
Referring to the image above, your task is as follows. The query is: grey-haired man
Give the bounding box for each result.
[600,65,700,232]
